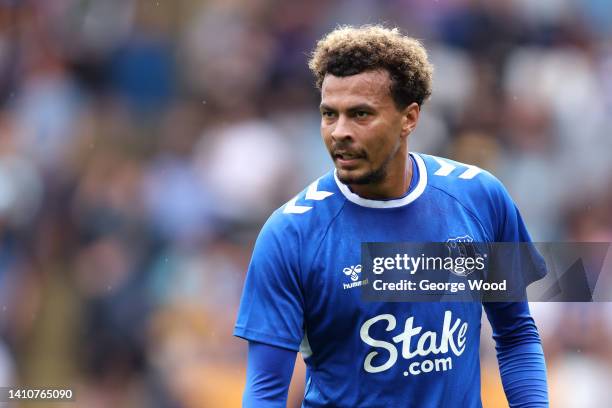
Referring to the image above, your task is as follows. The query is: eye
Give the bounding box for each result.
[355,110,369,118]
[321,110,336,118]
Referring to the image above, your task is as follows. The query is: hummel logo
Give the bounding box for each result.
[343,265,362,281]
[342,264,368,290]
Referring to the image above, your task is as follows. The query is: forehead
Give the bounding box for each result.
[320,70,394,108]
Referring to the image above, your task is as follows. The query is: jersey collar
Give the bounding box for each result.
[333,152,427,209]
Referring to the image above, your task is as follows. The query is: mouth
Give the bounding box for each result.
[333,151,364,168]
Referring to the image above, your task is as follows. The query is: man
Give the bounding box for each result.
[235,25,549,407]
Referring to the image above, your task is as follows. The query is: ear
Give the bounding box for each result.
[400,102,420,139]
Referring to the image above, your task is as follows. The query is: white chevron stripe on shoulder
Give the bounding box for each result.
[283,195,312,214]
[305,178,334,200]
[458,165,482,179]
[432,157,456,176]
[283,177,333,215]
[432,157,482,180]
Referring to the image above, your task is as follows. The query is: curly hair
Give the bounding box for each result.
[308,25,433,108]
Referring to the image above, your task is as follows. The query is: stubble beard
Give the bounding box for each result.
[337,163,387,185]
[336,142,400,186]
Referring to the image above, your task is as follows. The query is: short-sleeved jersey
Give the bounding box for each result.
[235,153,537,408]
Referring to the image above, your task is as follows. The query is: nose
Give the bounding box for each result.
[330,115,353,142]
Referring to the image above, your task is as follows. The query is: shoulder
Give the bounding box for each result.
[257,170,346,244]
[417,153,515,241]
[417,153,509,204]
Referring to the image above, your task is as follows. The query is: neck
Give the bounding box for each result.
[348,153,413,200]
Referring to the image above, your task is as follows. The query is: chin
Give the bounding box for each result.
[336,168,369,185]
[336,166,386,185]
[336,168,356,183]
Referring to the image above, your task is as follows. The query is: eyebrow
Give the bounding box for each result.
[319,103,376,112]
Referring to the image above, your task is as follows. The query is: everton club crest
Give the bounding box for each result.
[445,235,482,277]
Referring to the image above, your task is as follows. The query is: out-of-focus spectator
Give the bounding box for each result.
[194,120,296,223]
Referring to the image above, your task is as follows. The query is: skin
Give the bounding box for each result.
[319,69,420,199]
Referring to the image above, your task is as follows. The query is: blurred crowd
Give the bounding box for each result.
[0,0,611,407]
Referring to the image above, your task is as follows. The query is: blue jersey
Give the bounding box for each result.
[235,153,538,407]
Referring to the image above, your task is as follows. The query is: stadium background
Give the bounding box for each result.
[0,0,611,406]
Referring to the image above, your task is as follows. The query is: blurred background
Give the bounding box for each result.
[0,0,611,407]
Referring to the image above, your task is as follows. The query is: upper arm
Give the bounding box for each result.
[234,215,305,351]
[490,177,533,243]
[483,174,547,289]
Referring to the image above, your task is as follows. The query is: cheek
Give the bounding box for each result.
[368,144,389,164]
[321,126,333,149]
[366,135,400,167]
[365,126,394,157]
